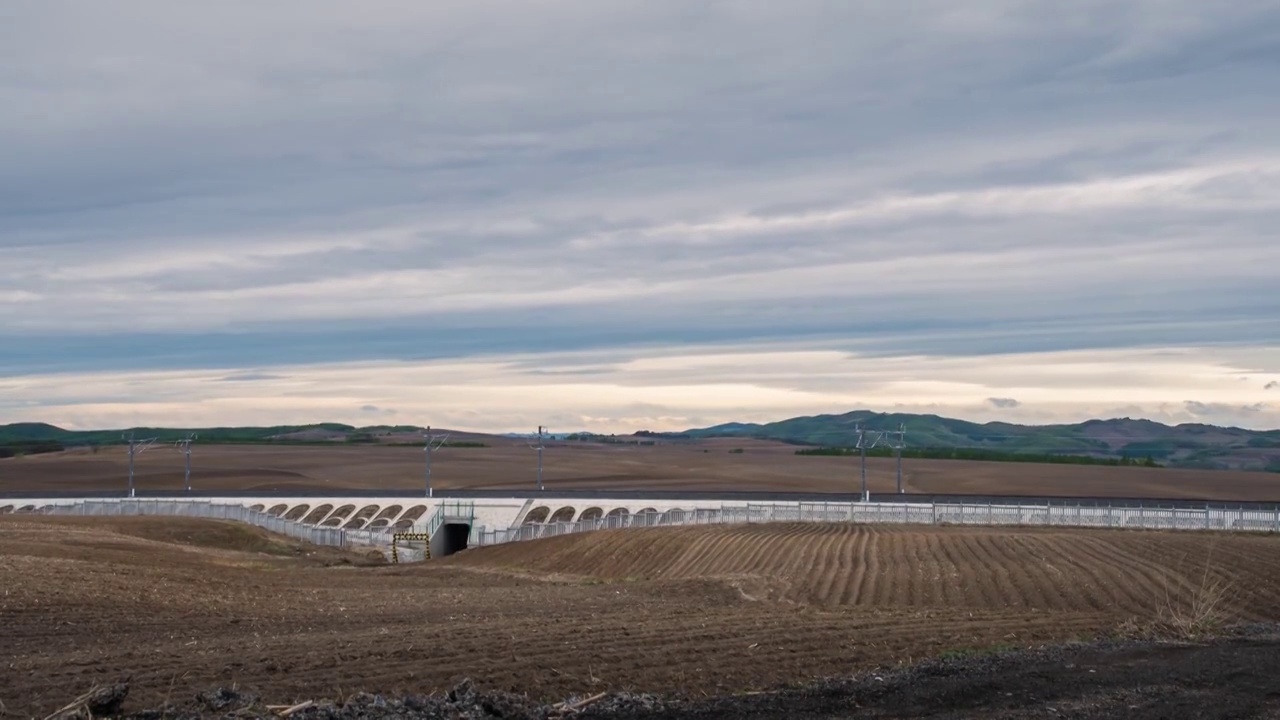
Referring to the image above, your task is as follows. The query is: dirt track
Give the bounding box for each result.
[5,516,1280,718]
[4,438,1280,499]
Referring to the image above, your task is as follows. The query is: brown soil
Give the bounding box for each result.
[4,517,1280,718]
[3,438,1280,499]
[448,523,1280,619]
[577,633,1280,719]
[41,634,1280,718]
[0,516,386,568]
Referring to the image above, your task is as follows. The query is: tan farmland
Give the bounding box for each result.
[3,436,1280,499]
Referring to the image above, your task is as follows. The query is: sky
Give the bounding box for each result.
[2,0,1279,433]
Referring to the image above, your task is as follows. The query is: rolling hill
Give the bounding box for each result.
[677,411,1280,472]
[0,422,435,458]
[4,412,1279,471]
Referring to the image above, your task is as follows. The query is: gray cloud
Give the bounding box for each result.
[216,372,287,383]
[1184,401,1213,415]
[520,367,621,377]
[4,343,1279,432]
[1,1,1278,412]
[1184,401,1267,418]
[986,397,1022,409]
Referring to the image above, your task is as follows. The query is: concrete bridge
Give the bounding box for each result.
[9,489,1279,533]
[9,490,1280,561]
[1,494,738,535]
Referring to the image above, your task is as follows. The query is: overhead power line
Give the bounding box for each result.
[527,426,546,491]
[175,434,197,493]
[423,426,450,498]
[123,432,159,498]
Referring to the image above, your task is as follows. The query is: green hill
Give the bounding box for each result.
[0,423,370,457]
[679,411,1280,472]
[0,423,364,446]
[5,414,1278,472]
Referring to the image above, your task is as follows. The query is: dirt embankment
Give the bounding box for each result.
[0,515,384,566]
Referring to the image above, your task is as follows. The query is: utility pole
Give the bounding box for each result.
[127,433,134,498]
[123,432,158,498]
[855,425,883,502]
[536,425,545,491]
[528,426,546,491]
[175,434,197,493]
[856,424,866,502]
[423,426,450,498]
[895,424,906,494]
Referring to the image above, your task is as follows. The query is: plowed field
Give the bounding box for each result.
[4,437,1280,499]
[4,517,1280,718]
[450,523,1280,619]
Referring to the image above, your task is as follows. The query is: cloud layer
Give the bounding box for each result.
[2,1,1278,429]
[2,343,1277,432]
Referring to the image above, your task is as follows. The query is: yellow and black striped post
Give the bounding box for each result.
[391,532,432,564]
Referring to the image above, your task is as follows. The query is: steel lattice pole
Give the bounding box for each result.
[128,436,135,498]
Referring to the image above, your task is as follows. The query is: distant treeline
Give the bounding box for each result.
[795,446,1162,468]
[0,440,66,459]
[383,441,488,448]
[1,436,490,451]
[565,433,657,446]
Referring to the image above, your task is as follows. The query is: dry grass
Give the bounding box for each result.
[40,682,128,720]
[1115,541,1243,641]
[1154,543,1240,639]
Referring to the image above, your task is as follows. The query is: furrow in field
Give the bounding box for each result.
[1082,534,1189,609]
[827,526,863,607]
[802,524,845,605]
[971,532,1030,609]
[947,530,1002,608]
[1039,534,1127,613]
[1062,535,1157,614]
[852,527,882,606]
[1008,534,1068,611]
[817,526,859,606]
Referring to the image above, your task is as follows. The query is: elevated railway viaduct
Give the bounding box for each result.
[6,488,1280,530]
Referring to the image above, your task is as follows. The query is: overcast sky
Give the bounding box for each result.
[2,1,1279,432]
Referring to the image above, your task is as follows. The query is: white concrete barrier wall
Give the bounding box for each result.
[32,499,350,547]
[11,497,1280,555]
[472,500,1280,546]
[4,496,746,532]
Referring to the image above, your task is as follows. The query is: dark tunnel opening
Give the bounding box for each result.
[431,523,471,558]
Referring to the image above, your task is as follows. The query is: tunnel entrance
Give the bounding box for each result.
[430,522,471,558]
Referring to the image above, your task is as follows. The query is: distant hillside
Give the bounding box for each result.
[0,422,446,456]
[0,422,365,446]
[6,415,1279,472]
[677,411,1280,472]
